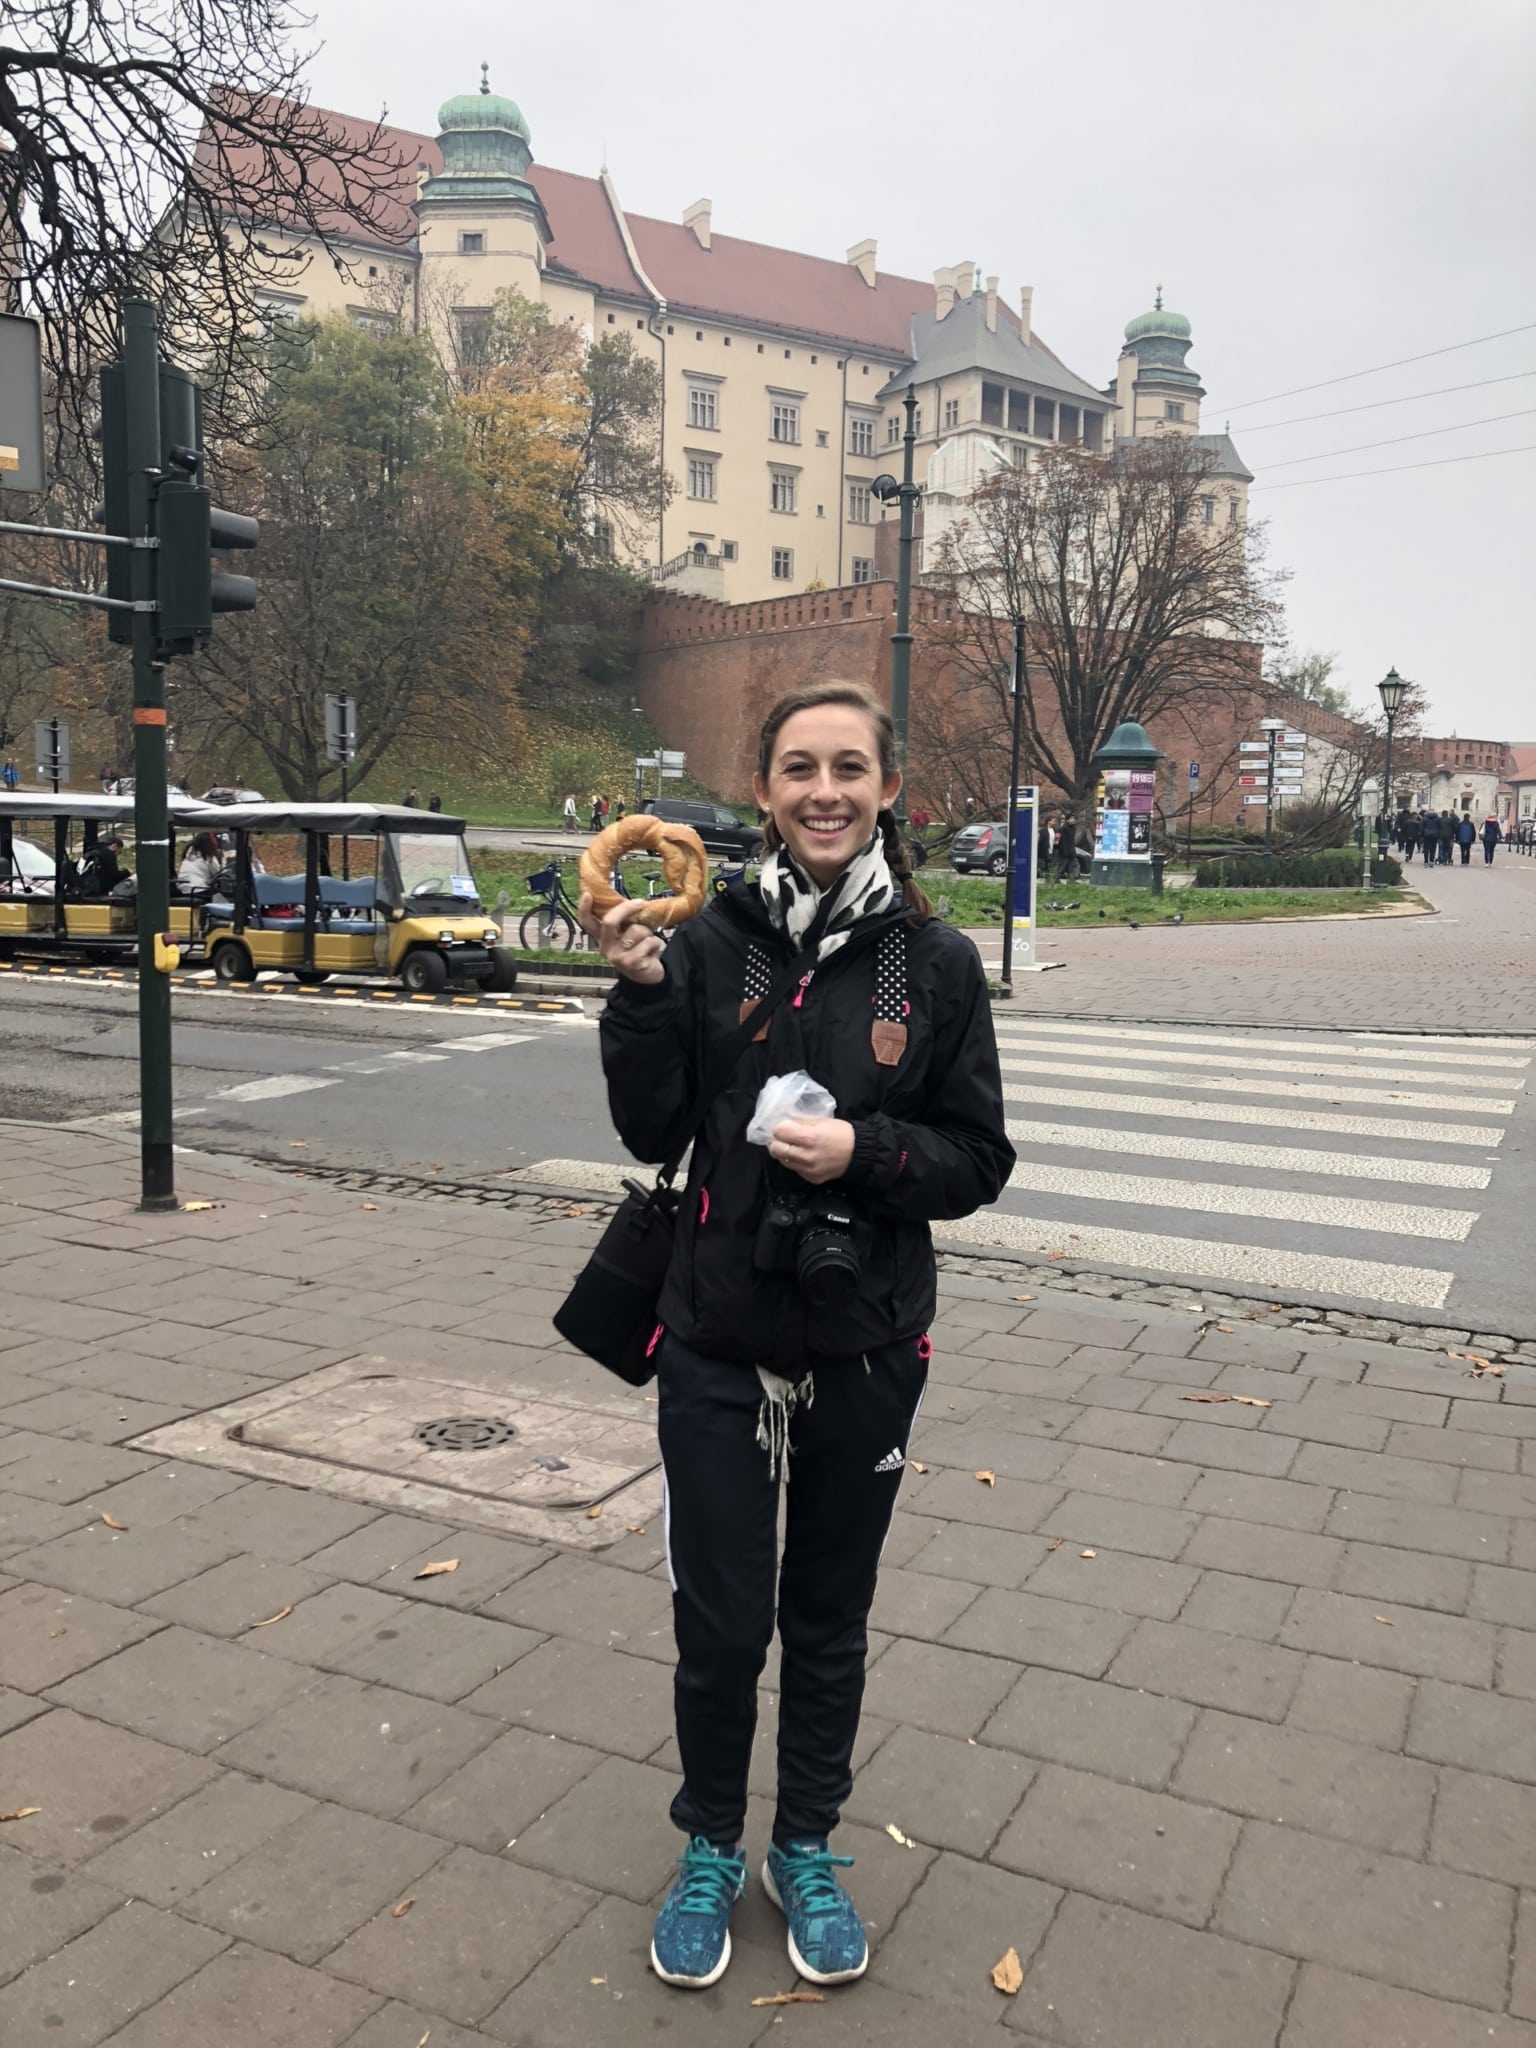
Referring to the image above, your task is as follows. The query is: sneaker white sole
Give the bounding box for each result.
[650,1930,732,1990]
[760,1859,869,1986]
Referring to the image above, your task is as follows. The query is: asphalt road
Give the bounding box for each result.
[2,962,1532,1335]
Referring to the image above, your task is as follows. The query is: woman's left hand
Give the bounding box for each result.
[770,1116,856,1185]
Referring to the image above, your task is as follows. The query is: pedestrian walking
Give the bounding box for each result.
[1055,812,1078,881]
[1417,811,1437,865]
[427,793,442,814]
[1,756,18,792]
[1401,812,1421,862]
[580,679,1012,1994]
[1481,814,1501,865]
[1438,811,1455,864]
[615,795,627,821]
[1036,814,1053,877]
[563,793,578,831]
[590,793,604,832]
[402,786,420,809]
[1455,813,1476,864]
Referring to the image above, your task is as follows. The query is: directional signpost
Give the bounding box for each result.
[35,717,69,792]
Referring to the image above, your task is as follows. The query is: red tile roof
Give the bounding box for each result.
[1503,743,1536,784]
[202,99,1079,367]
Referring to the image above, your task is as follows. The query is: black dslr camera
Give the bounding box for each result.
[754,1184,869,1310]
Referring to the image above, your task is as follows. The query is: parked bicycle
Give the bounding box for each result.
[518,861,582,951]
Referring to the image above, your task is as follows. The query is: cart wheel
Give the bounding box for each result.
[211,941,255,984]
[400,949,448,994]
[481,945,520,993]
[294,969,329,986]
[518,906,576,951]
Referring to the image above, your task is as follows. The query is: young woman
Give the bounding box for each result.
[580,681,1013,1992]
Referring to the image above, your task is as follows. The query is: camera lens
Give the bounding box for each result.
[795,1225,861,1308]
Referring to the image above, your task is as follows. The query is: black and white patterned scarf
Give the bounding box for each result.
[757,833,895,961]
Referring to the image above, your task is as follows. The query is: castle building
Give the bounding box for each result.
[211,70,1251,605]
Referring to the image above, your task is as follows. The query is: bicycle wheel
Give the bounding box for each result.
[518,905,576,951]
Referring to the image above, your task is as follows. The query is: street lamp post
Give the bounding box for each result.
[1378,666,1406,861]
[999,617,1026,996]
[872,386,919,825]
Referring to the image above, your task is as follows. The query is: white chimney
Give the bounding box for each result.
[985,275,999,332]
[953,262,976,301]
[934,269,956,321]
[1019,285,1034,346]
[847,237,877,288]
[683,198,711,250]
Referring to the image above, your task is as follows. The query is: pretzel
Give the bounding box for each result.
[579,813,710,929]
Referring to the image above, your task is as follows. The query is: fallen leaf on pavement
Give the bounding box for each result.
[585,1505,603,1520]
[415,2032,430,2048]
[1080,1549,1097,1558]
[414,1558,459,1579]
[249,1606,292,1628]
[1374,1615,1394,1625]
[1216,1323,1234,1333]
[0,1807,41,1822]
[911,1461,928,1474]
[1046,1250,1067,1261]
[626,1525,647,1535]
[48,1627,66,1638]
[991,1947,1025,1995]
[183,1200,221,1212]
[751,1991,826,2006]
[288,1140,308,1148]
[1012,1293,1036,1302]
[361,1202,379,1211]
[1230,1395,1272,1408]
[1470,1359,1505,1377]
[101,1513,128,1530]
[391,1898,413,1918]
[974,1470,996,1487]
[885,1823,916,1847]
[590,1976,607,1985]
[1181,1393,1232,1404]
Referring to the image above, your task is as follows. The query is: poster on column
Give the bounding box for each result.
[1128,770,1155,856]
[1096,769,1129,856]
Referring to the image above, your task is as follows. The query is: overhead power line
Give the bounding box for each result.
[1262,406,1536,470]
[1253,444,1536,491]
[1212,322,1536,416]
[1238,369,1536,433]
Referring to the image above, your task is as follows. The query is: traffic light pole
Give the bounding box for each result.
[124,300,177,1211]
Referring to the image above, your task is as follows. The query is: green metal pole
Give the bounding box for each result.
[888,385,917,824]
[124,299,177,1211]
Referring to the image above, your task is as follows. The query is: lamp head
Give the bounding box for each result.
[871,473,901,504]
[1378,667,1407,718]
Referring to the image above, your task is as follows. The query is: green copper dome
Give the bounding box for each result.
[438,64,529,145]
[1125,304,1192,343]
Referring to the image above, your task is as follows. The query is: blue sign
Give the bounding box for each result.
[1010,784,1037,969]
[1189,761,1201,783]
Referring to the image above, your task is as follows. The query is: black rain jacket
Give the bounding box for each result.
[598,879,1014,1367]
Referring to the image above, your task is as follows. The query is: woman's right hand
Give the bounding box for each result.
[577,893,666,985]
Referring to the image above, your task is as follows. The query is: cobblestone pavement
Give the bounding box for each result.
[2,1122,1534,2046]
[970,848,1536,1034]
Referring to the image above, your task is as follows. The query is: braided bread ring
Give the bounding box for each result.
[579,813,711,929]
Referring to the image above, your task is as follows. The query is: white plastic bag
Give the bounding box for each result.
[746,1069,837,1146]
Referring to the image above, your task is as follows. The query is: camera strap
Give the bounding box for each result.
[742,921,909,1067]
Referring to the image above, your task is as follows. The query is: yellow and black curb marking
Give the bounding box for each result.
[0,958,581,1014]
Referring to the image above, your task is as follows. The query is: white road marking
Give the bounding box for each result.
[1004,1161,1474,1242]
[509,1159,633,1193]
[1003,1082,1502,1147]
[930,1213,1454,1309]
[381,1050,451,1064]
[991,1034,1523,1092]
[430,1033,536,1051]
[213,1074,340,1103]
[995,1056,1514,1115]
[1004,1119,1493,1188]
[990,1018,1532,1071]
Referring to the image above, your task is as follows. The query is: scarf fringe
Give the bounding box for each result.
[755,1365,815,1480]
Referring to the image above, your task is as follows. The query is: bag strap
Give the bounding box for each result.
[655,945,809,1190]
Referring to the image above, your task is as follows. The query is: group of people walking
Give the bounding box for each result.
[1037,811,1086,881]
[1395,809,1502,865]
[564,792,628,831]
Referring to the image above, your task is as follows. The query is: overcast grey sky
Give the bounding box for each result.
[307,0,1535,739]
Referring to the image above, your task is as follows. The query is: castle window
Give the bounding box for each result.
[849,417,875,457]
[722,541,738,561]
[981,383,1004,428]
[1008,389,1030,431]
[458,232,484,255]
[593,519,614,557]
[687,456,717,501]
[848,482,872,524]
[1165,401,1185,422]
[772,546,794,580]
[1201,496,1216,524]
[887,415,901,445]
[1228,498,1239,525]
[770,400,800,444]
[943,397,961,430]
[687,384,718,431]
[816,430,829,447]
[851,557,876,584]
[770,469,798,514]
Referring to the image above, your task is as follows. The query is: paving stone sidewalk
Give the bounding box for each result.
[1,1120,1534,2047]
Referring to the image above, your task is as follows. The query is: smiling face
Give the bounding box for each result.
[753,703,902,886]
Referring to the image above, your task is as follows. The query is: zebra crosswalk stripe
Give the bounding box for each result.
[1004,1160,1474,1241]
[1003,1081,1502,1146]
[990,1017,1532,1070]
[995,1055,1514,1115]
[1003,1119,1492,1188]
[991,1033,1524,1091]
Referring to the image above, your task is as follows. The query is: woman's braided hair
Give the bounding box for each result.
[756,680,933,926]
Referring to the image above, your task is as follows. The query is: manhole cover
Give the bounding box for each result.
[414,1416,518,1453]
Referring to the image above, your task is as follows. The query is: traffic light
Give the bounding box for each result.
[98,359,257,658]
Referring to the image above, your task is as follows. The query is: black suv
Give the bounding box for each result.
[641,797,763,859]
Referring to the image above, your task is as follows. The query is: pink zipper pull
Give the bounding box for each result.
[792,972,813,1010]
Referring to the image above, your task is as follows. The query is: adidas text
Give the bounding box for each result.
[873,1447,904,1473]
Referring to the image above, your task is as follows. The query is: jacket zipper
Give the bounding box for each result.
[792,971,814,1010]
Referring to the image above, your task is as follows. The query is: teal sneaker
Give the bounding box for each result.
[650,1837,747,1989]
[762,1837,869,1984]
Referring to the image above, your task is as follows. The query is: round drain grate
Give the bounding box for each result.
[414,1416,519,1453]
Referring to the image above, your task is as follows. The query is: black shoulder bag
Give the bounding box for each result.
[553,947,810,1387]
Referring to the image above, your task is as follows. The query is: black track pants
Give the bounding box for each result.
[656,1330,928,1847]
